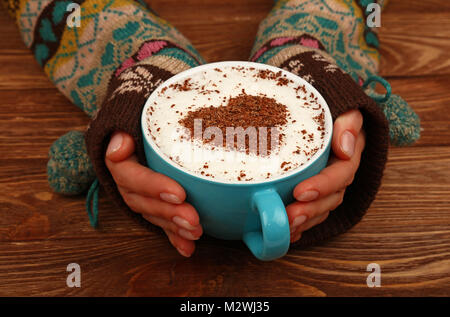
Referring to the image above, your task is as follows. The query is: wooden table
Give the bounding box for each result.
[0,0,449,297]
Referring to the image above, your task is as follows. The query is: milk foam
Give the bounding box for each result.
[145,65,329,182]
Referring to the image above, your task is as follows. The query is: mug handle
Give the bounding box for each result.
[243,188,290,261]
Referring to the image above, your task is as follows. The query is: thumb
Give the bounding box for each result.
[332,109,363,160]
[105,131,136,162]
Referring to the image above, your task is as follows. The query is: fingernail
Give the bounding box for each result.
[290,225,298,234]
[176,247,191,257]
[160,193,182,204]
[296,190,319,202]
[341,130,355,157]
[172,216,196,231]
[106,132,123,156]
[291,215,307,228]
[178,228,199,240]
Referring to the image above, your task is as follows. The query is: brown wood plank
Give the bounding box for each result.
[380,12,450,77]
[0,88,88,159]
[385,0,450,13]
[1,145,449,242]
[0,146,448,296]
[0,55,53,90]
[2,233,447,297]
[0,227,449,296]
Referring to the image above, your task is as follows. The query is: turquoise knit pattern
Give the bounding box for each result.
[47,130,96,195]
[367,90,421,146]
[253,0,380,83]
[30,0,205,117]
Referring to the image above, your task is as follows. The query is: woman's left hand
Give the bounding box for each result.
[287,109,366,243]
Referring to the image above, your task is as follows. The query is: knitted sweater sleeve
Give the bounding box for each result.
[273,50,389,247]
[2,0,204,214]
[250,0,394,247]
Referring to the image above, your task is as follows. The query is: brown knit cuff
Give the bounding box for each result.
[277,51,389,248]
[84,64,174,230]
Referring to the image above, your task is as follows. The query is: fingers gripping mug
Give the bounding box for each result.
[141,61,333,261]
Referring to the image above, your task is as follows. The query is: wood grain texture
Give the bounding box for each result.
[379,12,450,77]
[0,147,448,296]
[0,0,449,297]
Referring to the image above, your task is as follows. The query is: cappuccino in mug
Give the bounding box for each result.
[145,65,329,182]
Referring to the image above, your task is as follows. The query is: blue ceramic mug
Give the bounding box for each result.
[141,61,333,261]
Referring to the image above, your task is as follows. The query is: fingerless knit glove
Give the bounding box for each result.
[251,0,420,247]
[3,0,205,227]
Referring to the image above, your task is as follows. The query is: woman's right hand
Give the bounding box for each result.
[105,131,203,257]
